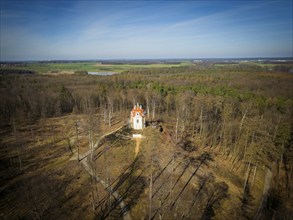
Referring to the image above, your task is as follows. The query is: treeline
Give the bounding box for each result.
[1,65,292,125]
[0,68,36,75]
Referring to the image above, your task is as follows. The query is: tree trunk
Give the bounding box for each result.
[175,117,179,143]
[243,158,252,193]
[239,110,247,132]
[243,131,249,160]
[108,108,112,127]
[251,165,257,189]
[104,109,107,124]
[159,199,162,220]
[149,157,153,220]
[152,101,156,120]
[200,107,203,137]
[104,145,111,216]
[273,116,281,141]
[146,97,150,119]
[75,121,80,161]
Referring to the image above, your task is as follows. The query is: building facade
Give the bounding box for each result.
[130,103,145,130]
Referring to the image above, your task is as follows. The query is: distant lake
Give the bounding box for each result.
[88,71,117,76]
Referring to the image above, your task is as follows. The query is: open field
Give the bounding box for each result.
[1,59,292,75]
[0,61,191,74]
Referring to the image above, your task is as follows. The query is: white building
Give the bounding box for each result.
[130,103,146,130]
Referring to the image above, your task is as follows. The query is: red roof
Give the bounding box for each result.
[131,104,145,117]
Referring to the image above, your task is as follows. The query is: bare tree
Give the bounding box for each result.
[75,120,80,161]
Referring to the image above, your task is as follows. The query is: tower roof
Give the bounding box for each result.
[131,103,145,117]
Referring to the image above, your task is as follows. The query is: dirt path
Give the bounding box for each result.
[135,138,141,157]
[254,168,273,218]
[70,124,126,161]
[76,123,132,220]
[81,159,132,220]
[262,168,272,195]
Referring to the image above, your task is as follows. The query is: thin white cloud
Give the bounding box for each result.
[1,0,292,61]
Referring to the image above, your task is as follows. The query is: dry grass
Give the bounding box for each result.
[0,113,271,219]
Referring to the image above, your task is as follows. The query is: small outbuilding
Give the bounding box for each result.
[130,103,145,130]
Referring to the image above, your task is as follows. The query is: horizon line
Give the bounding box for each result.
[1,56,293,63]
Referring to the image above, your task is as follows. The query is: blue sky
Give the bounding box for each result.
[0,0,292,61]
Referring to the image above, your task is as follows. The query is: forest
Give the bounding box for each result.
[0,61,292,219]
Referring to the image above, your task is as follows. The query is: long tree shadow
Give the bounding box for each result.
[155,156,194,208]
[200,181,229,220]
[151,152,214,219]
[176,152,228,220]
[152,155,187,199]
[171,156,194,191]
[240,184,254,219]
[181,174,214,219]
[95,156,141,210]
[96,156,148,219]
[170,152,213,209]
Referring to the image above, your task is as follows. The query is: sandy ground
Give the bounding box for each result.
[135,138,141,157]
